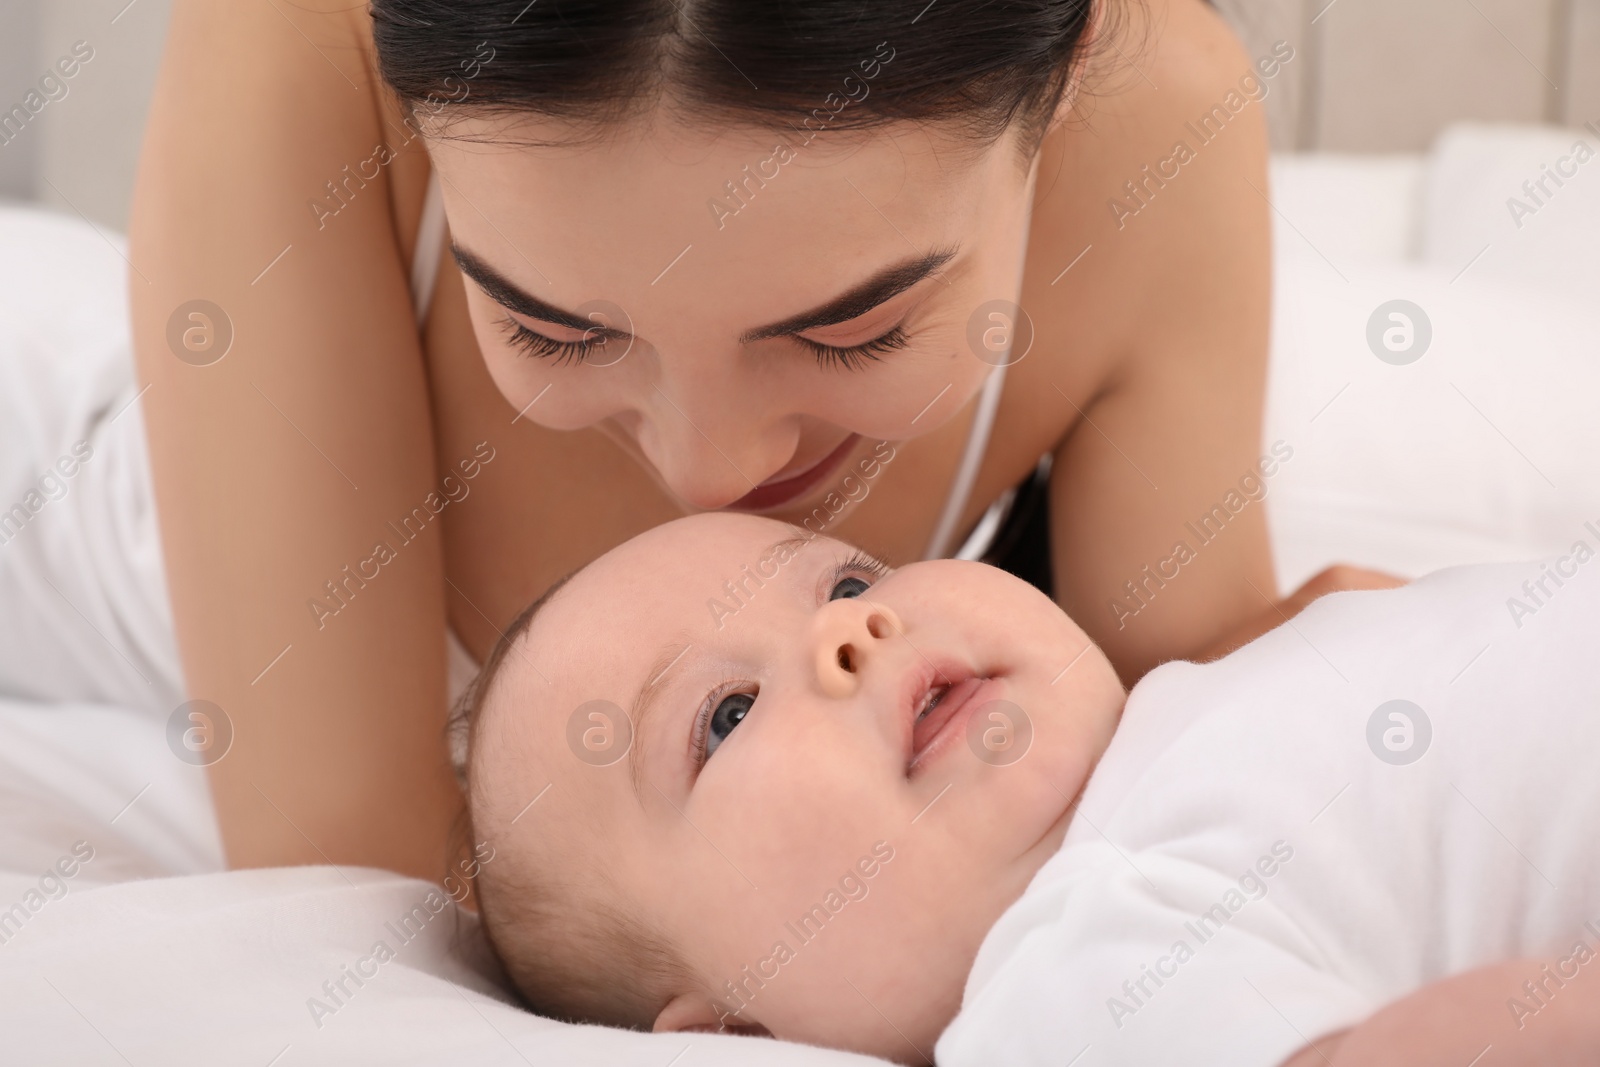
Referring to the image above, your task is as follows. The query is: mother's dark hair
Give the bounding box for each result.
[371,0,1108,162]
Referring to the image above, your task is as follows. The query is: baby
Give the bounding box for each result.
[457,512,1600,1066]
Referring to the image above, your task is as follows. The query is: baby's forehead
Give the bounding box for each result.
[513,512,826,703]
[539,514,812,640]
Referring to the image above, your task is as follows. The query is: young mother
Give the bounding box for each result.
[128,0,1388,883]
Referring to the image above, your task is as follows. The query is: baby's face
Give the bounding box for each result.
[475,513,1124,1063]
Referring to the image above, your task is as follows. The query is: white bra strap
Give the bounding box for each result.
[409,167,448,327]
[922,361,1008,560]
[952,485,1017,561]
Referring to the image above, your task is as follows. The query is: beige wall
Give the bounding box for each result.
[34,0,173,232]
[1570,0,1600,131]
[0,1,42,201]
[0,0,171,229]
[1214,0,1599,151]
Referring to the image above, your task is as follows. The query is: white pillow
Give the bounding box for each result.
[1264,224,1600,591]
[1267,153,1426,265]
[0,199,129,366]
[1420,121,1600,304]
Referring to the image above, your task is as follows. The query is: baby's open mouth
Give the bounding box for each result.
[908,675,992,772]
[915,684,950,722]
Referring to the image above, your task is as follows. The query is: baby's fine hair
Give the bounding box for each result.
[451,570,697,1030]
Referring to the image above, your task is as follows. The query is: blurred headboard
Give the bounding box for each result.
[1214,0,1600,150]
[0,0,173,229]
[1,0,1596,229]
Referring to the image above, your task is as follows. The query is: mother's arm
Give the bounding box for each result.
[130,0,460,877]
[1046,0,1405,683]
[1281,957,1600,1066]
[1047,1,1276,685]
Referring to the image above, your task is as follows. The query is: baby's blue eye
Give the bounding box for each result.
[829,576,871,600]
[705,692,754,758]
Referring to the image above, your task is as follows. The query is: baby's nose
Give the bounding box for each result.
[810,597,903,699]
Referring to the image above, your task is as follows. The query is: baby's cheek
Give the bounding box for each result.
[716,771,886,895]
[718,769,840,869]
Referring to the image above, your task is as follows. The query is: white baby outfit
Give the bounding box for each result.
[938,556,1600,1067]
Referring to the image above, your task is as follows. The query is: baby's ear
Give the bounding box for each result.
[653,992,771,1037]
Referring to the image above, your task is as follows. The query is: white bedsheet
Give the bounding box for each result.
[0,860,889,1066]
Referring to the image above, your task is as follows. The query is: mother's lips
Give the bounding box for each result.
[726,434,861,512]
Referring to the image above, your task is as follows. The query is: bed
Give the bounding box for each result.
[1,121,1597,1063]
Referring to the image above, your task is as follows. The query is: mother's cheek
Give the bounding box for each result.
[475,341,624,432]
[879,358,994,439]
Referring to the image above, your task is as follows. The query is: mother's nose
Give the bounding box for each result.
[810,597,904,698]
[641,393,793,510]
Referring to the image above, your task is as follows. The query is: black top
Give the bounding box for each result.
[979,455,1055,599]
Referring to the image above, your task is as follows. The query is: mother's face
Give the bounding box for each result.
[426,113,1039,512]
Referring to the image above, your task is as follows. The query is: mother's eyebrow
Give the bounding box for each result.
[450,241,960,342]
[737,244,960,343]
[451,245,598,332]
